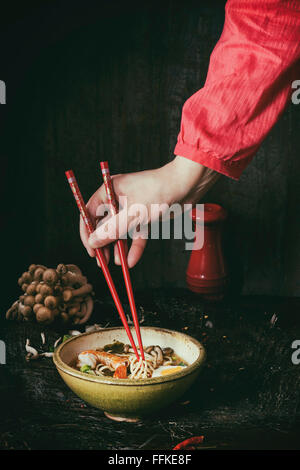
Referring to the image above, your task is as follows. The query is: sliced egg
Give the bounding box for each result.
[152,365,186,378]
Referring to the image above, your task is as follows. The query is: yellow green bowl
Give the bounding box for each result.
[53,326,206,421]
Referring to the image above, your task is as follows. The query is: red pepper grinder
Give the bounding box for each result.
[186,203,228,300]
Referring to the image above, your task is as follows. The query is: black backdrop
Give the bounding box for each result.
[1,0,300,310]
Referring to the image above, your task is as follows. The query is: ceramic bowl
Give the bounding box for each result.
[53,326,205,421]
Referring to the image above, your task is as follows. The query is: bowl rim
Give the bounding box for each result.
[53,326,206,386]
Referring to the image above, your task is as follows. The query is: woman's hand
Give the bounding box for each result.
[80,156,220,267]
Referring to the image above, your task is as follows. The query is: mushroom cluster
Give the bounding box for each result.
[6,264,94,325]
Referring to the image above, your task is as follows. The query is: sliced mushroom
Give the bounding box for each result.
[153,346,164,367]
[162,347,174,356]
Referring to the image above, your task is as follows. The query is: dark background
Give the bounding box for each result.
[1,0,300,310]
[1,1,300,450]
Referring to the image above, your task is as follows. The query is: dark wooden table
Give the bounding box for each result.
[1,289,300,450]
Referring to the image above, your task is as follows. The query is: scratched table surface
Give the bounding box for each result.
[1,289,300,450]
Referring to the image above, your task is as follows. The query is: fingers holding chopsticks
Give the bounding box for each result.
[88,208,133,249]
[79,183,109,257]
[67,169,142,360]
[126,237,148,268]
[88,207,148,267]
[113,237,146,268]
[79,170,149,267]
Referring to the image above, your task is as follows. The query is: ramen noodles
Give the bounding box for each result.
[74,341,187,379]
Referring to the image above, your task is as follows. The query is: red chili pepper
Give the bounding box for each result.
[173,436,204,450]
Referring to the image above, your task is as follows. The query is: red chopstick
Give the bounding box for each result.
[100,162,145,360]
[65,170,140,360]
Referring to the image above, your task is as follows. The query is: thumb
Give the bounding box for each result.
[88,209,130,249]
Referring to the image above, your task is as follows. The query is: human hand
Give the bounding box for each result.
[80,156,219,267]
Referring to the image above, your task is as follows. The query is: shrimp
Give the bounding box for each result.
[78,350,129,378]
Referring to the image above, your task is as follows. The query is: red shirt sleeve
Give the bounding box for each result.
[174,0,300,180]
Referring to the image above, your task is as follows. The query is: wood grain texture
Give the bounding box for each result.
[1,290,300,450]
[1,0,300,310]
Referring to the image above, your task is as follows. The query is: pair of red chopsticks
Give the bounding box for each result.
[65,162,144,361]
